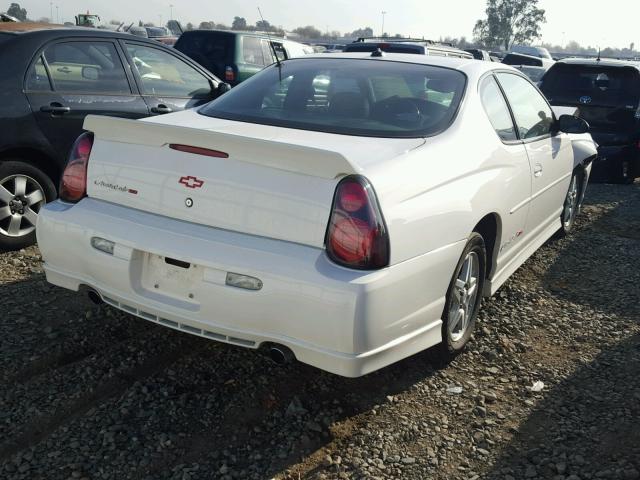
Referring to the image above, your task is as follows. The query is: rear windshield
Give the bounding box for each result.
[174,32,234,69]
[199,58,466,138]
[145,27,170,37]
[541,64,640,106]
[503,54,543,67]
[343,43,424,54]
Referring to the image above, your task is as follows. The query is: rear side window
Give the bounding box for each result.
[26,55,52,91]
[496,73,554,139]
[479,76,517,141]
[42,41,130,94]
[541,64,640,107]
[242,36,267,66]
[261,40,275,65]
[200,58,466,138]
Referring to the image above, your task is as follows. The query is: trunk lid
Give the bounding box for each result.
[84,112,423,248]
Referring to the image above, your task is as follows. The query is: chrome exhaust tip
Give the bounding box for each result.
[267,344,295,365]
[87,289,103,305]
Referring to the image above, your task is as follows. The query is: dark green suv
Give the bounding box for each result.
[175,30,311,85]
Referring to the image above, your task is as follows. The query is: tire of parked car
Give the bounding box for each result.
[558,169,584,237]
[0,160,56,251]
[440,232,487,358]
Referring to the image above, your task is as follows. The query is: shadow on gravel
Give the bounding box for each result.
[0,269,449,480]
[542,183,640,319]
[485,334,640,479]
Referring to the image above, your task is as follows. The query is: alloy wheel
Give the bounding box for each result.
[448,251,480,343]
[0,174,46,238]
[563,175,579,229]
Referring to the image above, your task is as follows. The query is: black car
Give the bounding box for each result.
[540,58,640,183]
[0,23,227,250]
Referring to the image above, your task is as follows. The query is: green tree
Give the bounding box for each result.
[7,2,27,21]
[473,0,546,50]
[199,21,213,30]
[255,19,272,31]
[232,16,247,30]
[293,25,322,39]
[350,27,374,38]
[185,22,194,31]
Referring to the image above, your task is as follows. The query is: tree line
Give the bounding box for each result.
[4,0,637,58]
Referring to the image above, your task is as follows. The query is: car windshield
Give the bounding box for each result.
[200,58,466,138]
[541,64,640,106]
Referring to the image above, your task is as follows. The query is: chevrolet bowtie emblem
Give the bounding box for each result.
[179,176,204,189]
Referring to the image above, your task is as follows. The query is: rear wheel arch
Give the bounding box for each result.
[0,147,61,191]
[472,213,501,281]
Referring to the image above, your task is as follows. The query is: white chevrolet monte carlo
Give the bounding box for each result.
[37,53,597,377]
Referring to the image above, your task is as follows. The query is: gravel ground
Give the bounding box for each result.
[0,182,638,480]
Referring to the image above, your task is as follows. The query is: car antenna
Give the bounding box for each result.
[257,7,282,80]
[597,47,601,62]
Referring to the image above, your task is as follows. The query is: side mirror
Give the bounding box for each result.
[216,82,231,96]
[557,114,589,134]
[82,66,100,81]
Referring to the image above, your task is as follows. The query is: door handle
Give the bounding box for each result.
[40,103,71,115]
[56,66,72,74]
[151,104,172,114]
[534,164,543,177]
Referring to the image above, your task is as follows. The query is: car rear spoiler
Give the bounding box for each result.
[83,115,358,179]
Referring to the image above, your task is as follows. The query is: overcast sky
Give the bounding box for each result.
[15,0,640,49]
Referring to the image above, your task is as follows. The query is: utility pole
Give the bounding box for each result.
[55,5,59,24]
[169,4,174,21]
[49,2,53,22]
[381,11,387,37]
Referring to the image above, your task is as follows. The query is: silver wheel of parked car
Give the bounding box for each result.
[440,232,486,358]
[562,174,579,230]
[448,251,480,342]
[558,170,583,238]
[0,174,46,237]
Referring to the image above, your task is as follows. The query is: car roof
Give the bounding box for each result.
[555,57,640,70]
[183,29,281,39]
[290,52,516,77]
[0,21,69,33]
[0,24,174,43]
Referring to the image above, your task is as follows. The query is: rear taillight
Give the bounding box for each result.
[325,175,389,270]
[59,132,93,203]
[225,66,235,82]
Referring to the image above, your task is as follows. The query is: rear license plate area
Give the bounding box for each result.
[139,253,202,301]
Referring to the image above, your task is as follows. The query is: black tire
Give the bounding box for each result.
[0,160,56,251]
[439,232,486,358]
[558,169,583,237]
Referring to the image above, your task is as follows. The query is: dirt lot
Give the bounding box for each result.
[1,182,639,480]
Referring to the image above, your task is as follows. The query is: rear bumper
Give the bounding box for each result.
[592,144,640,180]
[37,198,464,377]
